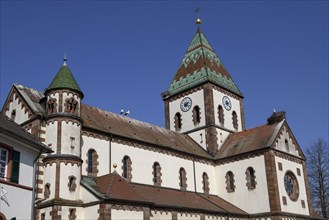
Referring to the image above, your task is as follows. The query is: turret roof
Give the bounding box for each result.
[167,26,242,97]
[46,60,83,97]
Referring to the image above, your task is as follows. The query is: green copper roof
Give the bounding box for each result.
[46,64,83,95]
[167,28,243,97]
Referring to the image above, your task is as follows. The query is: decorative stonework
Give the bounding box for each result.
[82,131,213,165]
[284,171,299,201]
[86,149,99,177]
[282,196,287,205]
[68,175,77,192]
[44,183,51,199]
[192,105,201,125]
[68,208,77,220]
[245,167,257,190]
[152,162,162,186]
[202,172,210,194]
[50,205,61,220]
[179,168,187,191]
[218,105,224,125]
[121,156,133,181]
[47,98,57,114]
[225,171,235,192]
[274,151,303,164]
[174,112,182,131]
[278,162,283,171]
[65,97,79,114]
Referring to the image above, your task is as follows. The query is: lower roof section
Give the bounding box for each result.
[81,172,246,217]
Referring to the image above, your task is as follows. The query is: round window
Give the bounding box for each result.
[284,171,299,201]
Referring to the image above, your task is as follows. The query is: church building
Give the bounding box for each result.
[1,17,321,220]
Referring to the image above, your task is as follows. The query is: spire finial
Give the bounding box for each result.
[63,53,67,66]
[194,6,201,26]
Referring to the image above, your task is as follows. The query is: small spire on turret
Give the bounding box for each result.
[63,53,67,66]
[194,6,201,26]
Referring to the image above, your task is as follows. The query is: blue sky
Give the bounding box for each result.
[1,1,328,152]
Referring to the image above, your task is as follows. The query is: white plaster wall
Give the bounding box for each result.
[177,213,200,220]
[215,128,231,151]
[46,121,58,153]
[81,135,110,176]
[275,156,309,215]
[59,163,80,200]
[111,142,195,191]
[188,129,207,150]
[82,205,99,219]
[16,146,35,186]
[195,161,217,195]
[213,89,242,132]
[62,92,81,114]
[151,211,172,220]
[5,93,29,124]
[169,90,205,133]
[61,121,81,156]
[80,185,99,203]
[216,156,271,213]
[43,163,56,200]
[0,183,33,219]
[111,209,143,220]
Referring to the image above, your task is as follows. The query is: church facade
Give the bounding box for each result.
[1,18,321,220]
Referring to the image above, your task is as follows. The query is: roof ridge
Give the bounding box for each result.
[81,103,189,136]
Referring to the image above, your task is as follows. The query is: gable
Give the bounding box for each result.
[272,121,305,159]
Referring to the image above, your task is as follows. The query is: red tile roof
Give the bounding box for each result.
[215,123,280,159]
[82,172,247,216]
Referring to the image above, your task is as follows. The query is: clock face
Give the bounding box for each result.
[222,96,232,111]
[180,97,192,112]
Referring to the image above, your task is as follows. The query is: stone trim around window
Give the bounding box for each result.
[86,149,99,177]
[152,162,162,186]
[225,171,235,193]
[245,167,257,190]
[179,168,187,191]
[121,156,133,181]
[68,175,77,192]
[202,172,210,194]
[192,105,201,125]
[44,183,51,199]
[68,208,77,220]
[174,112,182,131]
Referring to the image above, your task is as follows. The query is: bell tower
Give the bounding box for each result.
[40,55,83,218]
[162,18,245,156]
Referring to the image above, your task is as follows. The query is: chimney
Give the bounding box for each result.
[267,111,286,125]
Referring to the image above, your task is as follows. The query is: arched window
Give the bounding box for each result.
[232,111,238,130]
[192,106,201,125]
[174,113,182,131]
[285,139,289,152]
[202,172,210,194]
[225,171,235,192]
[218,105,224,125]
[152,162,162,186]
[41,213,45,220]
[122,156,132,181]
[179,168,187,190]
[68,175,77,192]
[245,167,257,189]
[65,97,78,114]
[44,183,51,199]
[47,98,57,114]
[10,109,16,120]
[87,149,98,177]
[68,208,76,220]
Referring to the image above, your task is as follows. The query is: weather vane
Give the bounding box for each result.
[194,6,201,25]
